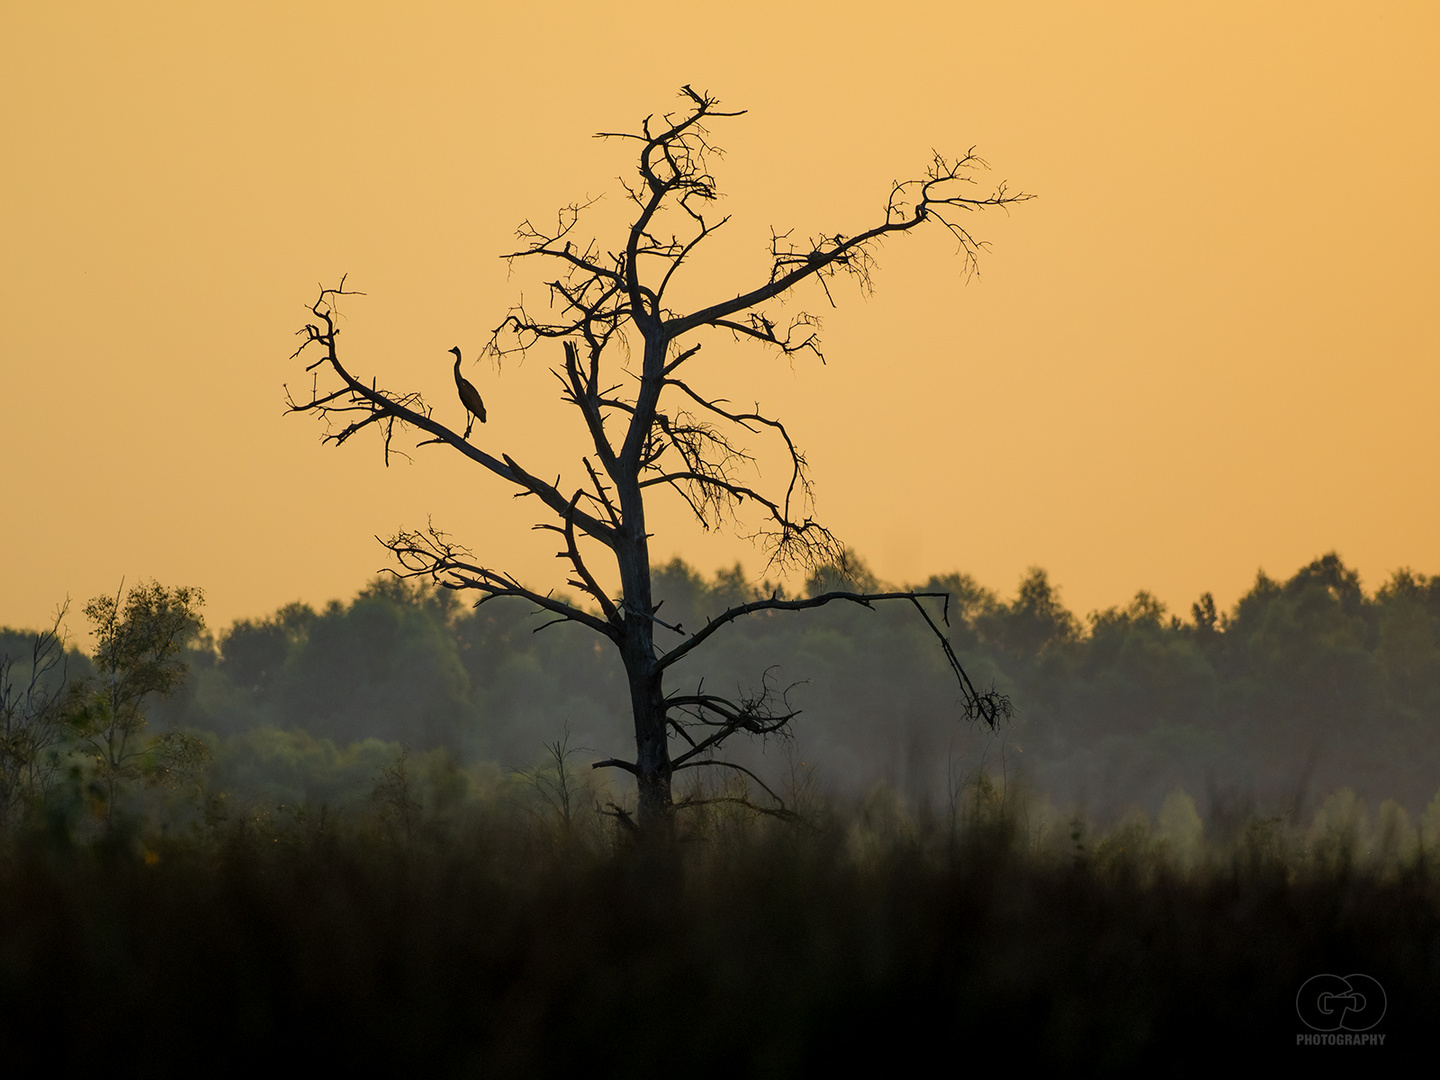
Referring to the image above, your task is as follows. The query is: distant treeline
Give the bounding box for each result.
[4,552,1438,820]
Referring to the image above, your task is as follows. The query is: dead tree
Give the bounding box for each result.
[287,86,1024,829]
[0,604,74,827]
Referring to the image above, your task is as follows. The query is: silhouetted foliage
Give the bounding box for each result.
[0,605,82,825]
[67,581,207,817]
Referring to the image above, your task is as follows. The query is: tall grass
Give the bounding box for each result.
[0,772,1436,1074]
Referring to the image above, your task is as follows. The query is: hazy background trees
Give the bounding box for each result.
[4,552,1437,830]
[45,552,1415,824]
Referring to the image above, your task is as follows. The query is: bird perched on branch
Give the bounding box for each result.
[448,346,486,437]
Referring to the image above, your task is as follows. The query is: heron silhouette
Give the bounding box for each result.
[448,346,486,438]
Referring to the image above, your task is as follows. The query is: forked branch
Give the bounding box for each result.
[660,589,1012,728]
[384,523,615,639]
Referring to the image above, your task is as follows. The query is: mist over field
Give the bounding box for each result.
[9,549,1435,836]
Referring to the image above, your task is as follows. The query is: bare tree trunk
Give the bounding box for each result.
[615,405,673,827]
[624,630,672,828]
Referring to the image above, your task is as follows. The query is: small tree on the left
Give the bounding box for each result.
[70,581,207,817]
[0,604,76,828]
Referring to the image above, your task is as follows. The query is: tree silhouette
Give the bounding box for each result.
[0,604,76,826]
[70,581,207,816]
[287,86,1023,828]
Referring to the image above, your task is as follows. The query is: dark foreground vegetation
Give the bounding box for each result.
[1,795,1437,1073]
[3,550,1438,1070]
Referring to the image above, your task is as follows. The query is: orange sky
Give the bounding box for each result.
[2,2,1437,638]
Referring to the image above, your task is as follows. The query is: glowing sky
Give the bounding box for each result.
[2,2,1436,636]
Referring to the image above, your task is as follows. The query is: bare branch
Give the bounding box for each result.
[559,492,622,627]
[383,522,616,640]
[658,590,1012,728]
[592,758,638,775]
[673,759,791,814]
[288,284,617,547]
[666,149,1032,353]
